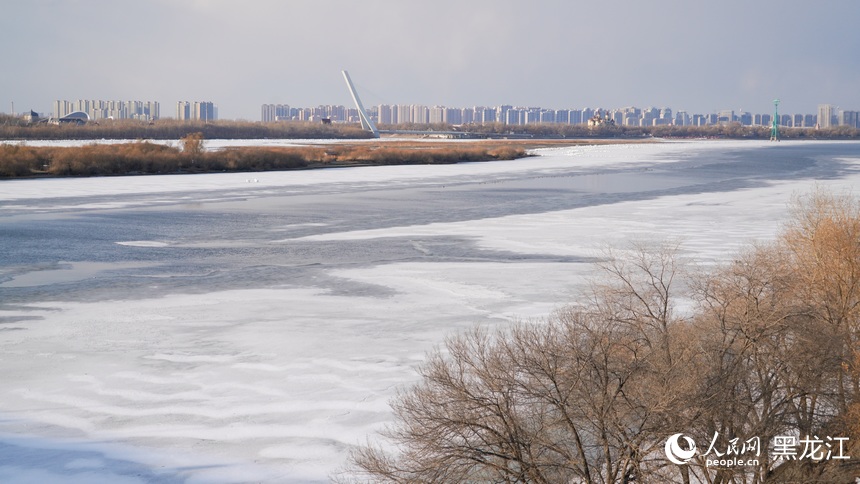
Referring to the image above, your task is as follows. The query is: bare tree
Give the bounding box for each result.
[180,131,205,164]
[782,189,860,415]
[344,244,691,483]
[342,191,860,484]
[685,189,860,483]
[689,244,803,483]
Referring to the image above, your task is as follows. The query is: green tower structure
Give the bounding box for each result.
[770,99,780,141]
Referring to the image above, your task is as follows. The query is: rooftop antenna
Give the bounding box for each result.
[341,70,379,138]
[770,99,780,141]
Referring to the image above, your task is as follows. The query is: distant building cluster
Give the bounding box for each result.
[261,104,291,122]
[46,100,217,122]
[53,99,160,121]
[262,102,860,129]
[261,104,358,123]
[176,101,217,121]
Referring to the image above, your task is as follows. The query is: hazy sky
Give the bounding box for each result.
[3,0,859,120]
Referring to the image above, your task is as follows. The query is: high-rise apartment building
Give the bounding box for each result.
[429,106,445,124]
[396,105,412,124]
[177,101,217,121]
[504,108,520,125]
[261,104,291,122]
[176,102,189,120]
[460,108,474,125]
[194,102,216,121]
[818,104,835,128]
[444,107,461,125]
[841,110,860,128]
[496,105,512,124]
[581,108,595,125]
[377,104,392,124]
[539,110,556,124]
[411,105,429,124]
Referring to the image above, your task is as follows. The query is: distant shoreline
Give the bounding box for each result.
[1,117,858,143]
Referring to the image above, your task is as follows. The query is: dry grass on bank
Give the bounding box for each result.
[0,138,597,178]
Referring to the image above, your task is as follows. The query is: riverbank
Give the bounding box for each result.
[0,138,646,179]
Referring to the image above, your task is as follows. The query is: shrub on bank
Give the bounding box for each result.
[326,145,527,165]
[0,145,47,176]
[212,148,311,171]
[46,142,182,176]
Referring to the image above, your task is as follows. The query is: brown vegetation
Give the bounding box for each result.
[0,138,531,178]
[312,143,530,167]
[344,189,860,483]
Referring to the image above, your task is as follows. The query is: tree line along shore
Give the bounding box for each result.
[1,116,859,141]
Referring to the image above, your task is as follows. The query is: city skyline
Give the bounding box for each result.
[27,97,860,130]
[263,102,859,129]
[2,1,859,120]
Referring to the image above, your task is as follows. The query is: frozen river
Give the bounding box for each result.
[1,139,860,483]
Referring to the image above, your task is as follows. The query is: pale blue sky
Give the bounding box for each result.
[2,0,859,120]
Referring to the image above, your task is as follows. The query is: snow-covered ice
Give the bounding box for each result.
[1,139,859,482]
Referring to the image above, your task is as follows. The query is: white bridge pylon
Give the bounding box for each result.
[341,70,380,138]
